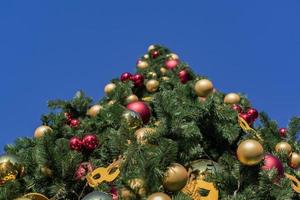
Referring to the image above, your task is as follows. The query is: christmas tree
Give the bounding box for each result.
[1,45,300,200]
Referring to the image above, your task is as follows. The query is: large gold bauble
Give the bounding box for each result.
[104,83,116,95]
[87,105,102,117]
[147,192,171,200]
[237,139,264,166]
[121,110,143,130]
[163,163,189,192]
[275,142,292,155]
[22,193,49,200]
[224,93,241,104]
[0,154,24,185]
[120,188,135,200]
[137,60,149,69]
[34,125,53,138]
[128,178,146,197]
[289,152,300,169]
[125,95,139,105]
[194,79,214,97]
[135,128,155,145]
[146,80,160,93]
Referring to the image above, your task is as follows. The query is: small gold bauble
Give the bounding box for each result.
[147,72,158,79]
[162,76,169,81]
[40,166,53,177]
[147,192,171,200]
[289,152,300,169]
[160,67,167,75]
[122,110,143,130]
[144,54,150,59]
[167,53,179,60]
[0,154,24,185]
[275,142,292,155]
[34,125,53,138]
[146,80,160,93]
[128,178,146,197]
[237,139,264,166]
[163,163,189,192]
[148,45,156,52]
[224,93,241,104]
[137,60,149,69]
[104,83,116,95]
[194,79,214,97]
[135,128,155,145]
[23,193,49,200]
[87,105,102,117]
[120,188,135,200]
[125,95,139,104]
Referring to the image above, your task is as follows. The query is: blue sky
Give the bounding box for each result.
[0,1,300,152]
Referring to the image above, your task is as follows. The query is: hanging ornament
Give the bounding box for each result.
[136,59,149,70]
[119,188,135,200]
[64,112,73,122]
[82,191,112,200]
[182,179,219,200]
[82,134,99,151]
[40,166,53,177]
[194,79,214,97]
[148,44,156,52]
[120,72,133,82]
[125,94,139,104]
[165,59,179,70]
[237,139,264,166]
[87,105,103,117]
[135,128,155,145]
[128,178,146,197]
[162,76,170,81]
[74,162,93,181]
[34,125,53,138]
[127,101,151,124]
[70,119,80,128]
[224,93,240,104]
[104,83,116,95]
[231,104,242,113]
[262,154,284,177]
[110,186,118,200]
[147,192,171,200]
[167,53,179,60]
[0,154,24,186]
[178,70,189,84]
[239,113,253,125]
[151,50,160,59]
[147,72,157,79]
[279,128,288,137]
[22,193,49,200]
[160,67,167,75]
[146,79,159,93]
[275,142,292,155]
[246,108,259,121]
[69,136,83,151]
[144,54,149,59]
[130,74,144,87]
[163,163,189,192]
[289,152,300,169]
[121,110,143,129]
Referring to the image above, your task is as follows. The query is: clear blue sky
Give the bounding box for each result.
[1,1,300,152]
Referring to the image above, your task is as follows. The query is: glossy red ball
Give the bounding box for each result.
[239,113,253,124]
[70,119,80,128]
[279,128,287,137]
[64,112,73,122]
[247,108,259,120]
[231,104,242,113]
[82,134,99,151]
[262,154,284,177]
[151,50,160,59]
[69,136,83,151]
[178,70,189,84]
[74,162,93,180]
[130,74,144,87]
[120,72,132,82]
[165,59,179,70]
[127,101,151,124]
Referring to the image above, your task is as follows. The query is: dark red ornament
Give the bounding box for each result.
[110,186,119,200]
[130,73,144,87]
[70,119,80,128]
[69,136,83,151]
[239,113,253,124]
[120,72,132,82]
[262,154,284,177]
[279,128,287,137]
[231,104,242,113]
[74,162,94,180]
[151,50,160,59]
[127,101,151,124]
[82,134,99,151]
[178,70,189,84]
[165,59,179,70]
[64,112,73,122]
[247,108,259,121]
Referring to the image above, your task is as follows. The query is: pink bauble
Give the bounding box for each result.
[231,104,242,113]
[178,70,189,84]
[82,134,99,151]
[70,119,80,128]
[262,154,284,176]
[69,136,83,151]
[120,72,132,82]
[165,59,179,70]
[126,101,151,124]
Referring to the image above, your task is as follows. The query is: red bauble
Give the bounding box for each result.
[120,72,132,82]
[64,112,73,122]
[178,70,189,84]
[151,50,160,59]
[165,59,179,70]
[74,162,93,180]
[247,108,259,121]
[279,128,287,137]
[231,104,242,113]
[130,74,144,87]
[126,101,151,124]
[70,119,80,128]
[262,154,284,177]
[239,113,253,124]
[69,136,83,151]
[82,134,99,151]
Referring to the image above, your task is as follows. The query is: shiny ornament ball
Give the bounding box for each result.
[289,152,300,169]
[127,101,151,124]
[237,139,264,166]
[239,113,253,124]
[151,50,160,59]
[70,119,80,128]
[104,83,116,95]
[128,178,146,197]
[120,188,135,200]
[163,163,189,192]
[148,45,156,52]
[82,191,112,200]
[0,154,24,185]
[165,59,179,70]
[262,154,284,176]
[224,93,241,104]
[125,94,139,104]
[144,54,149,59]
[247,108,259,121]
[130,74,144,87]
[64,112,73,122]
[40,166,53,177]
[121,110,143,130]
[82,134,99,151]
[279,128,288,137]
[275,142,292,155]
[135,128,155,145]
[69,136,83,151]
[147,71,158,79]
[231,104,242,113]
[146,79,160,93]
[162,76,170,81]
[178,70,189,84]
[137,60,149,69]
[87,105,103,118]
[160,67,167,75]
[34,125,53,138]
[120,72,132,82]
[147,192,171,200]
[194,79,214,97]
[167,53,179,60]
[74,162,93,180]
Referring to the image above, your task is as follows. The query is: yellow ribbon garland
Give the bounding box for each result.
[285,173,300,194]
[238,116,263,141]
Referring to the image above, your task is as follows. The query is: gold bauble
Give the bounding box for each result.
[147,72,158,79]
[128,178,146,197]
[160,67,167,75]
[135,128,155,145]
[125,95,139,104]
[40,166,53,177]
[162,76,169,81]
[147,192,171,200]
[120,188,135,200]
[167,53,179,60]
[34,125,53,138]
[23,193,49,200]
[122,110,143,130]
[144,54,150,59]
[275,142,292,155]
[289,152,300,169]
[137,60,149,69]
[148,45,156,52]
[194,79,214,97]
[224,93,241,104]
[146,80,159,93]
[0,154,24,185]
[104,83,116,95]
[163,163,189,192]
[237,139,264,166]
[87,105,102,117]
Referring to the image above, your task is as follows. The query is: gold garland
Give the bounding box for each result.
[238,116,263,141]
